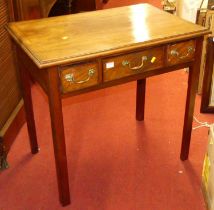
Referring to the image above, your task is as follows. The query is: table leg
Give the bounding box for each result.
[180,37,203,161]
[136,79,146,121]
[47,68,70,206]
[19,65,39,154]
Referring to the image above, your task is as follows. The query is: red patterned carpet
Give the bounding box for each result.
[1,1,214,210]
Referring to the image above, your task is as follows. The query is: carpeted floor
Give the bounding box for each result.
[1,1,214,210]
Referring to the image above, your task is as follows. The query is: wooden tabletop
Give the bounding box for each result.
[7,3,210,68]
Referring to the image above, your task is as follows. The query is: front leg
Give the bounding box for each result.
[180,37,203,160]
[47,67,70,206]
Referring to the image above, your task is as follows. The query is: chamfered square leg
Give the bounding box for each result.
[136,79,146,121]
[180,37,203,161]
[47,67,70,206]
[18,60,39,154]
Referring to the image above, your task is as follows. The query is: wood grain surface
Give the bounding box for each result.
[7,4,210,68]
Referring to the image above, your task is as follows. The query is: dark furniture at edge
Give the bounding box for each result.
[0,0,25,170]
[12,0,109,20]
[201,36,214,112]
[0,0,108,170]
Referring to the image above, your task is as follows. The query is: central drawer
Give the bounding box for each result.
[103,47,164,82]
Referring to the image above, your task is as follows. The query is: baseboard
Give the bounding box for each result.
[0,99,25,153]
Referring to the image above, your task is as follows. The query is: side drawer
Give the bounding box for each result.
[59,61,99,93]
[167,40,196,66]
[103,47,164,82]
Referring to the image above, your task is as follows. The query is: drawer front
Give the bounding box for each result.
[60,61,99,93]
[103,47,164,82]
[167,40,196,65]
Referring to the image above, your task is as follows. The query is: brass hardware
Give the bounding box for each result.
[122,56,148,70]
[170,46,195,59]
[0,140,9,171]
[170,50,179,56]
[122,60,129,66]
[65,68,95,84]
[187,46,195,53]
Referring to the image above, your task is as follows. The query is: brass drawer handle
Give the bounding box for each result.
[122,56,148,70]
[170,46,195,59]
[64,68,95,84]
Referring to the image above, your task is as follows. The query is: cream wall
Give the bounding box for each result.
[177,0,208,22]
